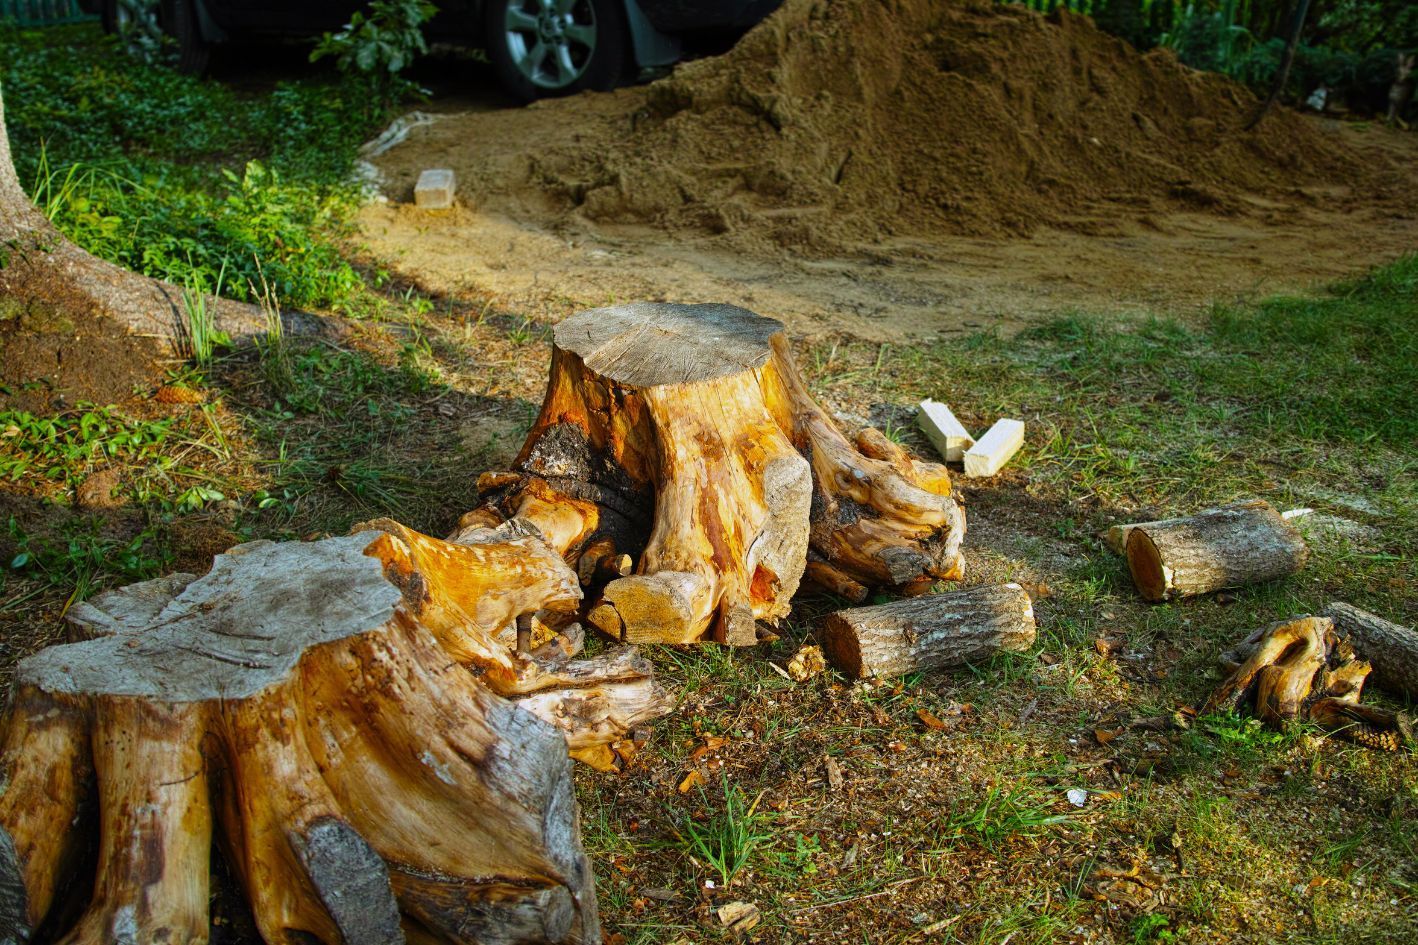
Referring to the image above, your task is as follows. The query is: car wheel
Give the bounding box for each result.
[485,0,628,102]
[162,0,211,75]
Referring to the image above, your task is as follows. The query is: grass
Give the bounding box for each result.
[671,777,773,889]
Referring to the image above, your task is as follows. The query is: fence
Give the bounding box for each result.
[0,0,96,26]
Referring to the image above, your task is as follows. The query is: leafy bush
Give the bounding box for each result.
[311,0,437,92]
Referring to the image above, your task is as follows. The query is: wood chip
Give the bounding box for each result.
[717,900,761,933]
[917,709,948,730]
[787,644,827,681]
[824,755,844,790]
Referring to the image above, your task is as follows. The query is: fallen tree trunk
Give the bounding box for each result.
[2,524,673,944]
[1,84,271,349]
[820,583,1035,679]
[1207,615,1412,751]
[469,302,966,646]
[1125,500,1307,602]
[1322,602,1418,701]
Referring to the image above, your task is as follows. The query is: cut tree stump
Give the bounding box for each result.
[1207,615,1413,751]
[1322,602,1418,701]
[470,302,966,645]
[1124,500,1307,602]
[1,524,674,944]
[820,583,1035,679]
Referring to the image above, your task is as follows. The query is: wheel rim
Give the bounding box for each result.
[502,0,597,90]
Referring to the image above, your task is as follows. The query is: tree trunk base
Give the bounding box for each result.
[2,524,674,943]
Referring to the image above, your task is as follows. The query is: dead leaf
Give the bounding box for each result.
[677,770,705,794]
[717,901,761,933]
[917,709,948,730]
[1094,727,1121,745]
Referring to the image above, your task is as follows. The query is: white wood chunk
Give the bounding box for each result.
[916,399,974,462]
[414,168,456,209]
[963,418,1024,477]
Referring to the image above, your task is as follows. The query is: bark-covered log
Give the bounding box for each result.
[1125,500,1307,602]
[820,583,1035,679]
[1,525,675,944]
[1207,615,1413,751]
[473,302,966,645]
[1322,602,1418,701]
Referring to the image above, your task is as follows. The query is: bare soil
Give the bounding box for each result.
[361,0,1418,340]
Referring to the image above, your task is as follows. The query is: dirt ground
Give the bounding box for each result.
[360,1,1418,341]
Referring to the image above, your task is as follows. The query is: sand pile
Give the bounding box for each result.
[429,0,1377,254]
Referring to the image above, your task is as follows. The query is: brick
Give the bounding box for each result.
[414,168,456,209]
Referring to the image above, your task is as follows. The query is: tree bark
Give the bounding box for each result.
[1322,602,1418,701]
[0,83,270,349]
[820,583,1035,679]
[1125,500,1307,602]
[2,524,674,944]
[471,302,966,646]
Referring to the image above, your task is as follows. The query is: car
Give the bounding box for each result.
[81,0,780,100]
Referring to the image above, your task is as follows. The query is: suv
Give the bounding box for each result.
[83,0,779,100]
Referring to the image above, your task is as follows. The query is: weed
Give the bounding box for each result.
[177,260,230,367]
[7,517,171,606]
[939,783,1070,851]
[671,777,772,888]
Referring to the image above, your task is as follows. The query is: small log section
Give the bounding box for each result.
[1206,615,1413,751]
[469,302,966,646]
[1322,602,1418,701]
[820,583,1035,679]
[0,523,674,944]
[1125,500,1308,602]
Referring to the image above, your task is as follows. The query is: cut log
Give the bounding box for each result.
[1322,602,1418,701]
[820,583,1036,679]
[963,418,1024,478]
[1,525,675,944]
[916,399,974,462]
[1124,500,1308,602]
[474,302,966,645]
[1207,615,1413,751]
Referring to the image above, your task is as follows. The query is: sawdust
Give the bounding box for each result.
[364,0,1418,339]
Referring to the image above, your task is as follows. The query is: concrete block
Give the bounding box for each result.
[414,168,456,210]
[916,399,974,462]
[963,418,1024,477]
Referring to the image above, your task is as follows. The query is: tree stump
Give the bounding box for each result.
[1124,500,1307,602]
[1206,615,1413,751]
[820,583,1036,679]
[0,524,674,944]
[470,302,966,645]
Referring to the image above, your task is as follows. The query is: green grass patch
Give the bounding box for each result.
[1,22,396,310]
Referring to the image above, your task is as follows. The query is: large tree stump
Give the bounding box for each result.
[0,524,673,944]
[1125,500,1307,602]
[820,583,1036,679]
[1206,615,1413,751]
[470,302,966,646]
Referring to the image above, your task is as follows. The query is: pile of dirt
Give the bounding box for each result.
[414,0,1392,253]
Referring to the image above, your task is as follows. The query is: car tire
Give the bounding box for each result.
[162,0,211,75]
[484,0,628,102]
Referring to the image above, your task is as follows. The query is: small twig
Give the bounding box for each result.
[787,875,925,913]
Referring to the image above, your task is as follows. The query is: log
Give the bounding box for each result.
[1,525,674,944]
[1124,500,1307,602]
[1206,615,1413,751]
[474,302,966,646]
[820,583,1036,679]
[1322,602,1418,701]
